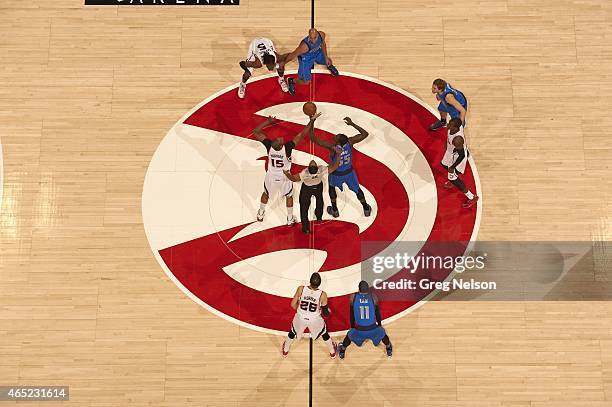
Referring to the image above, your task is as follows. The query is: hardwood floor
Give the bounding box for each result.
[1,0,611,405]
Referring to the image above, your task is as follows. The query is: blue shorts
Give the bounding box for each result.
[298,50,327,82]
[347,326,386,347]
[329,171,360,193]
[438,99,468,119]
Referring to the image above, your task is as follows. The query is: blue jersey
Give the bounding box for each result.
[439,83,467,114]
[303,34,323,57]
[353,293,377,328]
[330,143,353,174]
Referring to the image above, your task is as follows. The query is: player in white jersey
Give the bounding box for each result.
[441,118,479,208]
[253,113,321,225]
[282,272,338,359]
[238,38,290,99]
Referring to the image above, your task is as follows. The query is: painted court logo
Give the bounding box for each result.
[142,71,481,335]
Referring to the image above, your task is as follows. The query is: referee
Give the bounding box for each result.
[284,155,340,234]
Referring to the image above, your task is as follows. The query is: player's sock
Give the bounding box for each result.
[238,81,247,99]
[287,205,293,217]
[283,337,294,353]
[465,191,474,200]
[278,76,289,93]
[257,203,266,221]
[324,339,337,358]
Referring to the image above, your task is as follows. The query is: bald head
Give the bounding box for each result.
[308,28,319,42]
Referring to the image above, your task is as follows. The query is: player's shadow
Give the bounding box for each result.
[208,36,243,83]
[314,338,422,405]
[240,335,314,406]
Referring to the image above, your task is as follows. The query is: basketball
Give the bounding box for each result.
[303,101,317,117]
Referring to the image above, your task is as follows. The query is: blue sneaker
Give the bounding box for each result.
[338,344,346,360]
[385,344,393,358]
[287,77,296,96]
[327,64,339,77]
[327,206,339,218]
[428,120,446,131]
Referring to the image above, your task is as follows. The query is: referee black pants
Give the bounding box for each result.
[299,182,324,231]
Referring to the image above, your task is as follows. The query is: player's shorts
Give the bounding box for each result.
[290,313,327,340]
[329,170,360,193]
[297,50,327,82]
[245,40,264,74]
[441,150,469,178]
[264,172,293,197]
[438,99,469,122]
[347,326,387,347]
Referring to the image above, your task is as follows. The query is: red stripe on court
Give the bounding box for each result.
[160,73,478,332]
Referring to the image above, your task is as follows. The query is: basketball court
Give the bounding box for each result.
[1,0,612,406]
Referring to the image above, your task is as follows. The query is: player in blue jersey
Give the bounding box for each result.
[278,28,339,95]
[429,78,468,131]
[337,281,393,359]
[309,117,372,218]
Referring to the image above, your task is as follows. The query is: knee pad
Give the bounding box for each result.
[288,331,296,340]
[328,186,337,200]
[356,189,365,201]
[321,332,330,341]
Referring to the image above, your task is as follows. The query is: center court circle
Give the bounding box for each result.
[142,70,482,335]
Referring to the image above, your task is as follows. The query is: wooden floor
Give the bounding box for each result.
[1,0,612,405]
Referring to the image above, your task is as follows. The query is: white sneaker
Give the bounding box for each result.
[286,215,296,226]
[278,77,289,93]
[238,82,246,99]
[257,209,265,222]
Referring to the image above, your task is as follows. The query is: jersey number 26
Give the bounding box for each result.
[300,301,317,312]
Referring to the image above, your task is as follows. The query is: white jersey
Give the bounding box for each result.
[442,125,469,175]
[267,144,292,176]
[297,286,323,319]
[446,125,467,155]
[247,37,276,65]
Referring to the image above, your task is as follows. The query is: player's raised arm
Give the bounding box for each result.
[292,112,321,146]
[344,117,369,145]
[290,286,304,310]
[252,116,276,142]
[309,125,334,151]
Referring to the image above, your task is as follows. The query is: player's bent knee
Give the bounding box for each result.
[288,331,296,339]
[321,332,330,341]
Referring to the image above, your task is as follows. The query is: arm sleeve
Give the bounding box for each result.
[372,293,382,326]
[261,139,272,152]
[284,141,295,156]
[349,294,355,328]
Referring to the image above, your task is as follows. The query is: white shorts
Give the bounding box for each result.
[246,38,274,74]
[442,150,468,179]
[264,172,293,197]
[290,313,327,340]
